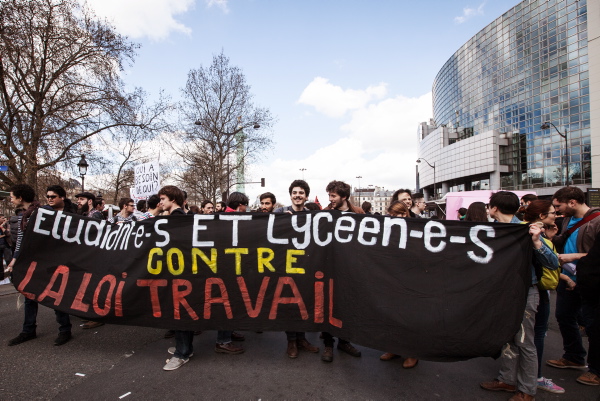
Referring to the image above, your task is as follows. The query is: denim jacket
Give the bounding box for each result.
[511,216,559,285]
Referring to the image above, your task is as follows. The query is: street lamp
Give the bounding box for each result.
[195,119,260,201]
[356,176,362,206]
[77,155,88,192]
[300,168,307,180]
[416,158,436,200]
[541,122,569,186]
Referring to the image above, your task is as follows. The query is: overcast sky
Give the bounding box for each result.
[85,0,521,206]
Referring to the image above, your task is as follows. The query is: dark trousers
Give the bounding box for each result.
[581,291,600,375]
[534,288,550,378]
[23,297,71,334]
[555,281,586,365]
[322,332,349,347]
[0,245,12,266]
[285,331,306,341]
[174,330,194,359]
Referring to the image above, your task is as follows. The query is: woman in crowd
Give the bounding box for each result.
[522,200,564,394]
[464,201,489,222]
[379,199,418,368]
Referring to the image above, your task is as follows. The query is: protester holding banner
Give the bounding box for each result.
[216,192,249,348]
[259,192,276,213]
[273,182,320,358]
[379,199,418,368]
[7,184,74,347]
[159,185,196,371]
[321,180,363,363]
[480,191,559,401]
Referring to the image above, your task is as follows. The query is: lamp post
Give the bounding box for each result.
[195,119,260,201]
[300,168,306,180]
[541,122,569,186]
[77,155,88,192]
[356,175,362,206]
[416,158,436,200]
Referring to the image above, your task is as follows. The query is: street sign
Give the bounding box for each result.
[0,166,8,171]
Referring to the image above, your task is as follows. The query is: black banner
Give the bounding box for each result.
[12,209,532,361]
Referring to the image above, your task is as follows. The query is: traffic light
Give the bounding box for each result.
[261,178,265,187]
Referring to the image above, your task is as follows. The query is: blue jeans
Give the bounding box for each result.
[217,330,232,344]
[23,297,71,333]
[555,280,586,365]
[534,288,550,378]
[174,330,194,359]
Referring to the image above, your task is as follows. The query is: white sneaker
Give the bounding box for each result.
[163,356,189,371]
[537,377,565,394]
[167,346,193,357]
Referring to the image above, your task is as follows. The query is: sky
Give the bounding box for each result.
[84,0,522,206]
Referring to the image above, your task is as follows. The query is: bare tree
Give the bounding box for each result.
[172,51,274,202]
[0,0,165,191]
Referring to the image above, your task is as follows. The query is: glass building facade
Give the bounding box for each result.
[422,0,594,195]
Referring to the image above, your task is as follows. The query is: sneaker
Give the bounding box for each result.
[8,332,36,346]
[163,356,188,371]
[167,347,193,358]
[337,342,361,357]
[215,342,244,354]
[480,379,517,392]
[537,377,565,393]
[576,372,600,386]
[54,331,72,346]
[546,358,587,370]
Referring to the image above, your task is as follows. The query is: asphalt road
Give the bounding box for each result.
[0,283,598,400]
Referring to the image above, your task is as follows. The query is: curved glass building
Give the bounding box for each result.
[417,0,599,199]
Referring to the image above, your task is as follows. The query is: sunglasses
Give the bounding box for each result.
[46,195,58,199]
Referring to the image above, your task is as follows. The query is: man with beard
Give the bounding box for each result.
[75,191,105,329]
[270,183,319,357]
[215,201,226,213]
[75,192,104,220]
[546,187,600,386]
[320,180,363,362]
[201,200,214,214]
[7,184,73,346]
[259,192,276,213]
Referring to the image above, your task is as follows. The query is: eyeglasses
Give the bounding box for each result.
[46,195,58,199]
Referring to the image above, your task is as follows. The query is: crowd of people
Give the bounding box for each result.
[2,180,599,399]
